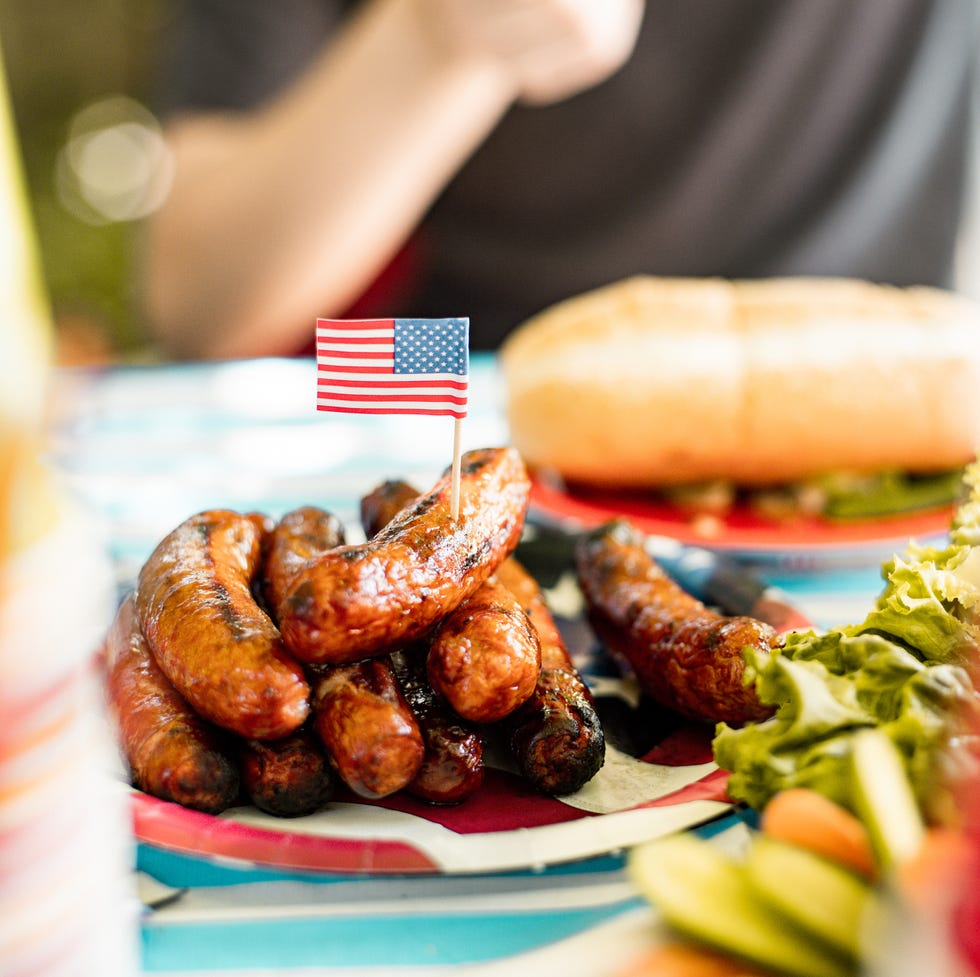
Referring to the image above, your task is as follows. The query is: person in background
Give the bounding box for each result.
[141,0,977,359]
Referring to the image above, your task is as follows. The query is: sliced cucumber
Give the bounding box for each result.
[849,728,925,871]
[628,834,855,977]
[744,835,875,960]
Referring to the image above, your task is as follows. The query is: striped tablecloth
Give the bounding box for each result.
[45,354,917,976]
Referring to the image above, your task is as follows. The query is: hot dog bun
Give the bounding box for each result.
[500,276,980,487]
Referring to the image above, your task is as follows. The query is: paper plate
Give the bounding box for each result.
[528,472,954,571]
[130,747,731,876]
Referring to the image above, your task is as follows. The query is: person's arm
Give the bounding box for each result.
[143,0,643,359]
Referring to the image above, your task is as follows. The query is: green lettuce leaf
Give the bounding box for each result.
[951,460,980,546]
[714,456,980,814]
[851,547,980,663]
[818,467,966,520]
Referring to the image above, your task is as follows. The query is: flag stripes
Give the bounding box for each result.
[315,318,469,417]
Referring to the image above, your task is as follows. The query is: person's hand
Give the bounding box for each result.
[423,0,645,105]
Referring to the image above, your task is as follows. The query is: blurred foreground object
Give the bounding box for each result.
[0,36,139,977]
[501,275,980,488]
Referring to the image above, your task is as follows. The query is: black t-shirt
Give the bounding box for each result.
[158,0,977,348]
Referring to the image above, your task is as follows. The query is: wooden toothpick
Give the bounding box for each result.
[450,417,463,521]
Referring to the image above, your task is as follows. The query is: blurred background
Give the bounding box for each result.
[0,1,977,367]
[0,0,170,364]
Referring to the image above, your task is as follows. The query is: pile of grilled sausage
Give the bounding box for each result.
[103,445,778,820]
[103,447,607,816]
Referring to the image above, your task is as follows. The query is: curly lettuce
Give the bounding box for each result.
[855,545,980,663]
[714,457,980,815]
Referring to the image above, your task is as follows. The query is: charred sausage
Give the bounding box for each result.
[390,649,486,804]
[504,669,605,796]
[427,578,540,723]
[240,726,336,817]
[493,559,605,795]
[262,505,345,618]
[359,479,418,541]
[362,477,601,793]
[361,481,486,803]
[494,558,589,678]
[263,503,424,800]
[104,595,240,814]
[361,476,540,724]
[277,447,530,664]
[575,519,776,726]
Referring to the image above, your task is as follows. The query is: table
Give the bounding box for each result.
[46,354,912,976]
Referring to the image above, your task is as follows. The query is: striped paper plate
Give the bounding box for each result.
[129,754,732,876]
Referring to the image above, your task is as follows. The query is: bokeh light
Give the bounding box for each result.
[55,94,171,226]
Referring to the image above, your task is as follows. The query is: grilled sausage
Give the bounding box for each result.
[361,480,486,803]
[390,649,486,804]
[359,479,419,541]
[575,519,776,725]
[240,726,336,817]
[311,660,425,799]
[362,477,601,793]
[494,558,588,679]
[263,503,424,800]
[262,505,345,619]
[134,509,310,741]
[362,476,540,723]
[277,447,530,664]
[494,559,605,795]
[104,595,239,813]
[427,578,541,723]
[504,669,605,795]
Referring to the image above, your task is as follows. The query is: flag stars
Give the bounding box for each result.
[395,318,468,376]
[316,316,468,417]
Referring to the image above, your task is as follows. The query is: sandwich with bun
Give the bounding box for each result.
[500,276,980,520]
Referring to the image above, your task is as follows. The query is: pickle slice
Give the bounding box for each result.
[744,835,873,960]
[850,728,925,871]
[628,834,855,977]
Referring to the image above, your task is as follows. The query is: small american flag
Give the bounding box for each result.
[315,317,469,418]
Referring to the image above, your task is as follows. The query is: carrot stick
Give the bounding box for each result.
[760,788,877,880]
[612,942,770,977]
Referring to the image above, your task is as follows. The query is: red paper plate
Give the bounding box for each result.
[528,473,954,569]
[129,752,733,876]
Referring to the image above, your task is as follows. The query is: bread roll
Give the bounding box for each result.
[500,276,980,487]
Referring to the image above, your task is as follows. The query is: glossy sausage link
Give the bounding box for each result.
[362,478,601,794]
[493,558,605,795]
[278,447,530,665]
[262,505,345,621]
[311,660,425,799]
[361,481,486,803]
[575,519,776,726]
[104,595,240,814]
[359,479,419,542]
[427,578,541,723]
[390,649,486,804]
[135,509,310,740]
[362,474,540,722]
[264,503,424,801]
